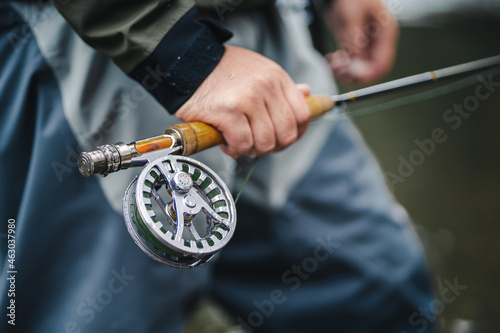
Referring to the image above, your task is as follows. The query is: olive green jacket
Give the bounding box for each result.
[55,0,273,73]
[41,0,273,112]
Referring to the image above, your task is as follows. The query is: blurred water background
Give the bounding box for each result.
[353,2,500,332]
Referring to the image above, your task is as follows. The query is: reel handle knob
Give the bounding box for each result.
[166,94,335,156]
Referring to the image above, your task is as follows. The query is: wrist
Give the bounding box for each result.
[128,8,233,114]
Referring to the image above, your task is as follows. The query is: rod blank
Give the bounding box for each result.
[333,54,500,105]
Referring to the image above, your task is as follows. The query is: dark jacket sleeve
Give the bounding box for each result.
[55,0,232,113]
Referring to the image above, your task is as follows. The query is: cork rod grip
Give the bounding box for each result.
[306,95,335,119]
[166,122,223,156]
[170,94,335,156]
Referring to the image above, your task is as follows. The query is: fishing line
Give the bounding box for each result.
[234,157,259,204]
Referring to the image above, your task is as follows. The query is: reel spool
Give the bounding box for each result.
[123,154,236,269]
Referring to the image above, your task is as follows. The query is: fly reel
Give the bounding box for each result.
[123,153,236,269]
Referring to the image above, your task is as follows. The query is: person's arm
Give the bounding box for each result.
[55,0,311,159]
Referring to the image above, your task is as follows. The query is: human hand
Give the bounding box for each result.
[176,45,311,158]
[325,0,399,85]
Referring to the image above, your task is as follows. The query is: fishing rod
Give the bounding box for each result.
[78,54,500,269]
[79,54,500,177]
[309,54,500,117]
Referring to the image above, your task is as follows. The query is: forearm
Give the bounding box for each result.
[51,0,311,158]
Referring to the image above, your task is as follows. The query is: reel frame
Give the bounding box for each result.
[123,150,236,269]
